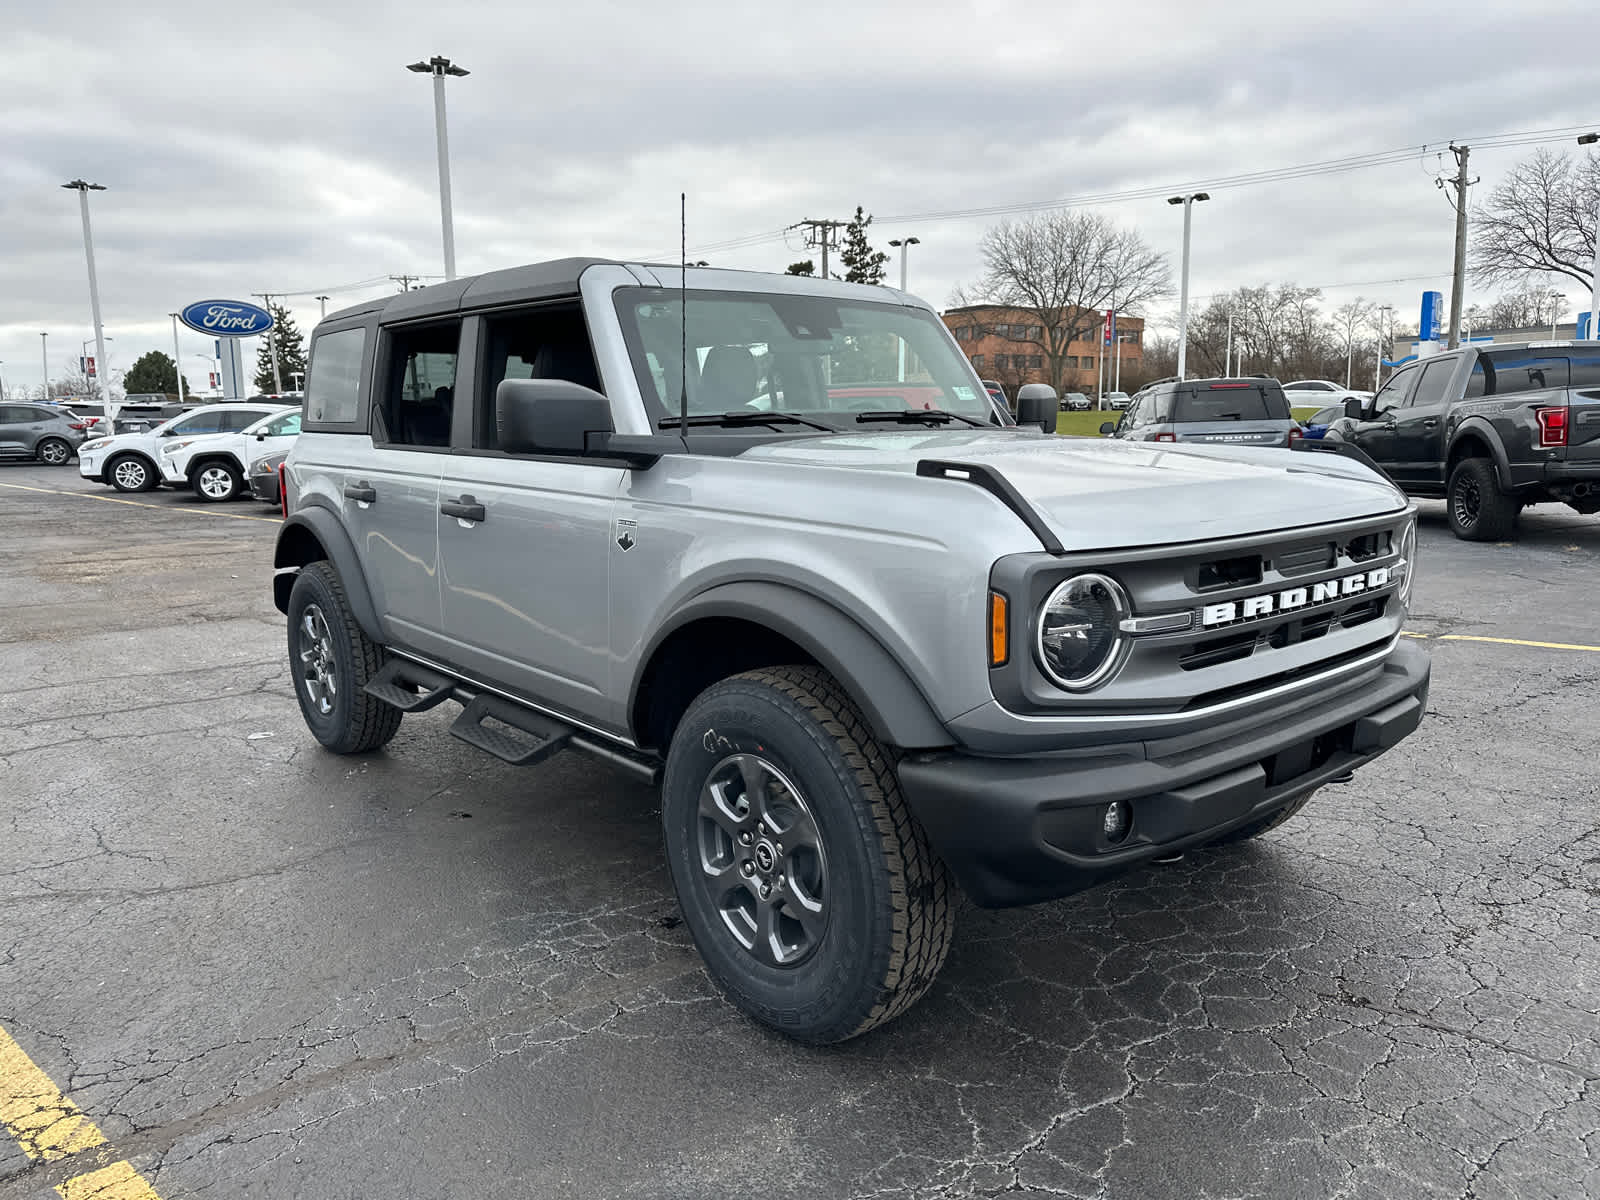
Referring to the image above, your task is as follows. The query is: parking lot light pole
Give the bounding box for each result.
[62,180,114,432]
[407,56,469,281]
[1168,192,1209,380]
[1375,304,1393,391]
[1114,333,1135,395]
[888,237,920,380]
[1581,133,1599,338]
[41,333,49,400]
[168,313,186,404]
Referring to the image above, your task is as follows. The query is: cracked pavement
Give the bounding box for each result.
[1,463,1596,1199]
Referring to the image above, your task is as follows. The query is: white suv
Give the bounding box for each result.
[160,408,302,501]
[78,402,289,493]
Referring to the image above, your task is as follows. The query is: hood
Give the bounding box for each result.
[745,428,1406,551]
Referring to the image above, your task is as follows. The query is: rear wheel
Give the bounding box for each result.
[35,438,72,466]
[286,561,402,754]
[107,454,158,492]
[1447,456,1517,541]
[661,666,954,1043]
[193,460,244,502]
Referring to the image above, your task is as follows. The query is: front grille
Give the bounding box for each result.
[1182,633,1391,711]
[1178,595,1390,671]
[1273,541,1336,576]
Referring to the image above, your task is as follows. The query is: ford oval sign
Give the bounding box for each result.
[179,299,275,337]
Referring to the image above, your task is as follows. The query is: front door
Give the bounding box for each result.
[1348,364,1420,475]
[1389,356,1458,487]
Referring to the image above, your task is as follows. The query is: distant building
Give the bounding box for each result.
[943,305,1144,396]
[1388,320,1584,365]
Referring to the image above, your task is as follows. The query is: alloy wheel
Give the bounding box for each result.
[695,753,829,968]
[39,441,69,465]
[297,604,338,716]
[198,466,234,499]
[113,460,147,489]
[1452,473,1481,530]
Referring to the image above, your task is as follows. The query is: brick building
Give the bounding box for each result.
[942,304,1144,398]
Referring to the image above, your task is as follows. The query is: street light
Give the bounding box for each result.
[888,237,922,381]
[316,294,330,319]
[62,180,115,431]
[1114,333,1137,396]
[1580,132,1599,338]
[406,55,470,281]
[0,362,7,401]
[168,313,186,404]
[40,333,49,401]
[1168,192,1209,380]
[1374,304,1394,391]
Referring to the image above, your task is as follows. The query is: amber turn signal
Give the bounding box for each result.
[989,591,1009,667]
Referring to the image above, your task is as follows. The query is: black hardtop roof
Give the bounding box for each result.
[323,257,623,325]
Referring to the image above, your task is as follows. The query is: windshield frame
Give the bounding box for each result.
[612,285,992,428]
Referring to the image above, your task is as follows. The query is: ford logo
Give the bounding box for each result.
[179,299,275,337]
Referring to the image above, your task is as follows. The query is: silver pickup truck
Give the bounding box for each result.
[272,259,1429,1043]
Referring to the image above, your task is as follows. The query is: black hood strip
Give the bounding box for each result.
[916,458,1065,554]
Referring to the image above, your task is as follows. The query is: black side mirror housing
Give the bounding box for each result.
[1099,420,1117,436]
[1014,383,1060,434]
[496,378,614,456]
[1342,397,1363,420]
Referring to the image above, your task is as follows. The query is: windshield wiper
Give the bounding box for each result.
[657,411,836,432]
[853,408,987,428]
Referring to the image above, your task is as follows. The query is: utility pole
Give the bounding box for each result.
[252,292,283,394]
[788,219,848,281]
[390,274,421,292]
[1444,144,1476,350]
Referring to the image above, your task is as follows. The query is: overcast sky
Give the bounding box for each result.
[3,0,1597,397]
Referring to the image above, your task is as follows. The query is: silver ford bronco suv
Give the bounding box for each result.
[273,260,1430,1043]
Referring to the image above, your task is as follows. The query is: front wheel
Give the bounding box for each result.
[192,461,244,502]
[1447,457,1517,541]
[286,561,402,754]
[661,666,955,1044]
[107,454,158,492]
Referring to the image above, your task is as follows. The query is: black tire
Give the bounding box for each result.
[35,438,73,466]
[661,665,955,1044]
[1447,456,1517,541]
[106,454,158,492]
[1204,788,1318,847]
[191,459,244,502]
[286,561,402,755]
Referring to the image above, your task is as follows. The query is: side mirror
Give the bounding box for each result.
[496,377,613,455]
[1014,383,1059,434]
[1342,397,1363,420]
[255,432,267,441]
[1099,420,1117,436]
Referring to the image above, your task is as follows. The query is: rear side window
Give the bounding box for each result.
[171,410,231,435]
[305,327,368,426]
[1480,352,1569,394]
[378,323,460,448]
[1569,350,1600,389]
[1172,383,1288,422]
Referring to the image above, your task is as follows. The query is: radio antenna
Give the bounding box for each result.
[679,192,689,446]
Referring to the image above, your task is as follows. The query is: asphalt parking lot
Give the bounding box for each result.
[1,461,1597,1200]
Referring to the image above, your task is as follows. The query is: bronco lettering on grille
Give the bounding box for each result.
[1201,566,1391,627]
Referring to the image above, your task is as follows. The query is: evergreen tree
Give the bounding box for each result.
[839,207,890,285]
[122,351,188,397]
[785,260,816,276]
[253,302,309,393]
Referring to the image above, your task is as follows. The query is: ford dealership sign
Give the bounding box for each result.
[179,299,274,337]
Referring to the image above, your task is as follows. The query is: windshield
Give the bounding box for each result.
[614,288,991,423]
[254,410,303,437]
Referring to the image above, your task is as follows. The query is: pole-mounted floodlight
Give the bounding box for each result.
[1168,193,1210,379]
[406,56,470,279]
[62,180,114,429]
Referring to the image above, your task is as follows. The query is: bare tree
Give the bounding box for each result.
[1331,299,1374,388]
[958,212,1171,394]
[1481,284,1568,330]
[1471,148,1599,291]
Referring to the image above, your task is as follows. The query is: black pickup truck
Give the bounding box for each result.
[1327,341,1600,540]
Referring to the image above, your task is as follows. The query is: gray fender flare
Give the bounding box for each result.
[271,504,383,643]
[1447,419,1514,491]
[632,581,953,750]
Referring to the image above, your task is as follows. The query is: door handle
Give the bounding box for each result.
[441,494,486,523]
[1421,418,1439,430]
[344,481,376,503]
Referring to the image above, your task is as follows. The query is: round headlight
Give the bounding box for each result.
[1036,573,1129,691]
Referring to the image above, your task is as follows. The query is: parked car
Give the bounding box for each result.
[1297,404,1350,440]
[160,408,302,502]
[1104,391,1131,410]
[0,402,90,465]
[980,378,1007,408]
[1062,391,1092,411]
[271,258,1427,1044]
[1100,377,1300,447]
[1283,380,1373,409]
[1323,341,1600,540]
[249,448,291,505]
[77,402,291,493]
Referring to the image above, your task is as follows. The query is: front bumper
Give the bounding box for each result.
[249,470,281,503]
[897,640,1430,908]
[78,451,104,480]
[159,457,188,484]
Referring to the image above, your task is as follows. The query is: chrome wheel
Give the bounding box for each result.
[197,465,236,499]
[696,753,828,968]
[297,604,337,716]
[112,459,148,489]
[38,440,70,465]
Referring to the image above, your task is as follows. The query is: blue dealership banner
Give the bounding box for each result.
[1419,291,1442,342]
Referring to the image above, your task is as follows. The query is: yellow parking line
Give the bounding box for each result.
[0,480,278,523]
[1439,633,1600,653]
[0,1024,164,1197]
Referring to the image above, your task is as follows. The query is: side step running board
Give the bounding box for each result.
[364,659,455,713]
[448,694,573,767]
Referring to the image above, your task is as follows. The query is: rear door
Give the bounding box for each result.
[0,406,34,457]
[1170,381,1293,446]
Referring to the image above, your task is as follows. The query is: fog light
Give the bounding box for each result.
[1102,801,1131,843]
